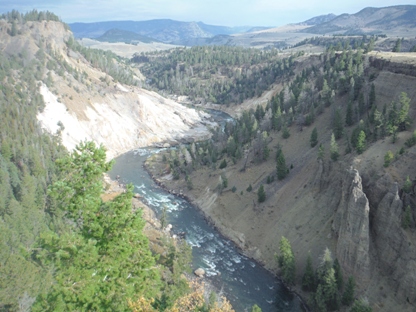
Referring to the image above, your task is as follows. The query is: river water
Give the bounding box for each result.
[109,111,302,312]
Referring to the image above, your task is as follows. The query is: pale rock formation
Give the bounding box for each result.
[334,168,371,285]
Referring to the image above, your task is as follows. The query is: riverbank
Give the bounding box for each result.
[142,156,310,312]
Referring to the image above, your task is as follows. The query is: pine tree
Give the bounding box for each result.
[33,142,161,311]
[282,124,290,139]
[310,127,318,147]
[346,101,354,126]
[277,237,296,286]
[384,150,394,167]
[392,38,402,52]
[342,276,355,306]
[276,148,288,180]
[402,205,412,229]
[257,184,266,203]
[330,133,339,161]
[356,131,366,154]
[333,109,344,140]
[333,258,343,290]
[302,252,315,291]
[350,298,372,312]
[398,92,411,131]
[369,83,376,109]
[251,304,262,312]
[318,144,325,160]
[403,176,412,193]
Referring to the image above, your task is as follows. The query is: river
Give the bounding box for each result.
[109,111,303,312]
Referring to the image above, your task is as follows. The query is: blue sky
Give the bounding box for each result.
[0,1,414,26]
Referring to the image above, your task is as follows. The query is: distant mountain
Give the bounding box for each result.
[69,19,261,45]
[300,14,337,26]
[96,28,158,44]
[303,5,416,35]
[246,26,273,33]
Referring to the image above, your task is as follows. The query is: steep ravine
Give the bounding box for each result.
[145,133,416,312]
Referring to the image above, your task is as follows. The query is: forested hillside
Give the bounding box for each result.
[145,39,416,312]
[133,46,301,105]
[0,11,234,312]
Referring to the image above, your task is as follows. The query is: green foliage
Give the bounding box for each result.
[0,47,67,310]
[219,158,227,169]
[33,143,161,311]
[277,237,296,286]
[403,176,412,194]
[302,253,315,291]
[333,258,343,290]
[318,144,325,160]
[221,173,228,189]
[384,150,394,167]
[368,83,376,109]
[356,130,366,154]
[346,101,354,126]
[160,205,168,229]
[310,127,318,147]
[251,304,262,312]
[342,276,355,306]
[246,184,253,192]
[276,148,288,180]
[405,130,416,147]
[133,46,301,105]
[333,109,344,140]
[257,184,266,203]
[282,124,290,139]
[350,298,372,312]
[392,38,402,52]
[330,133,339,161]
[312,248,341,311]
[402,205,412,229]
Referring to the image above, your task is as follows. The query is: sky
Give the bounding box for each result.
[0,0,414,27]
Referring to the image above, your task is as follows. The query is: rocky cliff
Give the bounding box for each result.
[0,20,216,160]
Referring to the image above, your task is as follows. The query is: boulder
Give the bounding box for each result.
[194,268,205,277]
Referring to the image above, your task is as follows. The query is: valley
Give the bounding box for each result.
[1,4,416,312]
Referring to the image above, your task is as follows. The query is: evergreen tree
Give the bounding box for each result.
[392,38,402,52]
[403,176,412,193]
[282,124,290,139]
[330,133,339,161]
[310,127,318,147]
[346,101,354,126]
[251,304,262,312]
[384,150,394,167]
[318,144,325,160]
[342,276,355,306]
[368,83,376,109]
[356,130,366,154]
[276,148,288,180]
[333,258,343,290]
[351,298,372,312]
[398,92,411,131]
[302,252,315,291]
[33,142,161,311]
[402,205,412,229]
[333,109,344,140]
[257,184,266,203]
[277,237,296,286]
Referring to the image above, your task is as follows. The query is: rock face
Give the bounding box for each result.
[373,183,416,304]
[37,84,214,160]
[334,168,371,285]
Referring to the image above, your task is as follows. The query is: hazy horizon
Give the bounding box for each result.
[0,1,414,27]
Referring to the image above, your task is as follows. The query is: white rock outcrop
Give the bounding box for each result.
[37,84,214,160]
